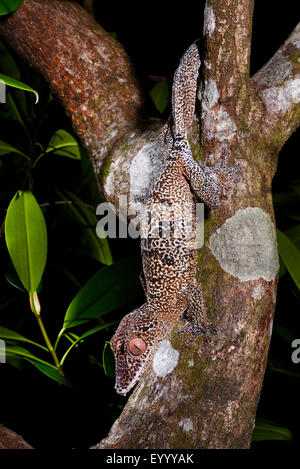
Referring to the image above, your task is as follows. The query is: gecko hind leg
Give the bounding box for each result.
[180,284,219,344]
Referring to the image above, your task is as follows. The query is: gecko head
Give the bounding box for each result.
[110,308,169,396]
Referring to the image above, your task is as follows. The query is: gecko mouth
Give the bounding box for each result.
[114,351,149,396]
[114,367,145,396]
[115,383,129,396]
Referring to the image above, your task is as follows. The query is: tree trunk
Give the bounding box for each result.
[1,0,299,449]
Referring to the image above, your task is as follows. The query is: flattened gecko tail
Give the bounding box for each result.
[172,39,201,135]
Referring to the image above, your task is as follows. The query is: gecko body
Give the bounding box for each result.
[110,42,241,395]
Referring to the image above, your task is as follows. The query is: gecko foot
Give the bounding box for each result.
[180,318,219,344]
[179,284,219,344]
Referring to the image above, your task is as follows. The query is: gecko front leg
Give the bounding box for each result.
[178,281,219,344]
[172,135,242,210]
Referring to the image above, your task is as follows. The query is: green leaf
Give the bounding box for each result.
[6,356,24,370]
[5,263,43,294]
[0,139,29,159]
[252,419,293,442]
[108,32,118,40]
[1,343,51,367]
[149,81,169,114]
[46,129,80,160]
[0,39,20,79]
[0,0,24,15]
[270,362,300,379]
[277,229,300,291]
[55,187,112,265]
[273,192,300,221]
[0,326,47,351]
[0,72,38,103]
[103,341,115,378]
[272,192,300,204]
[25,359,71,386]
[1,343,70,385]
[289,183,300,196]
[63,257,142,329]
[0,40,27,115]
[276,325,297,343]
[60,321,116,365]
[5,91,29,136]
[76,322,117,341]
[286,214,300,222]
[285,224,300,249]
[278,259,286,278]
[51,265,81,289]
[5,191,48,293]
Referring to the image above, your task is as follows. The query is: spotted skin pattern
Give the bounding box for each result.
[110,42,242,395]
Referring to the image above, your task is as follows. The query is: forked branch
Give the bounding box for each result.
[252,22,300,153]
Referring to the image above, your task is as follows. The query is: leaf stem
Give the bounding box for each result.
[53,327,66,352]
[60,339,81,366]
[29,291,64,376]
[64,332,77,344]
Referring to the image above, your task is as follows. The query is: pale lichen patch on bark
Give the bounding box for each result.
[203,5,216,38]
[202,105,237,143]
[203,60,212,70]
[179,418,194,432]
[261,77,300,115]
[152,340,180,378]
[251,283,265,300]
[209,207,279,281]
[103,153,128,197]
[201,79,220,109]
[129,140,164,202]
[131,382,145,403]
[269,319,274,337]
[102,125,164,210]
[222,400,240,432]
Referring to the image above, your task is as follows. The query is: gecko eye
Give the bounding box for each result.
[128,337,147,356]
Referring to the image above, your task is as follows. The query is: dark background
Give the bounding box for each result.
[0,0,299,450]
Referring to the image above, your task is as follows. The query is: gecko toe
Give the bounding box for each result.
[179,321,219,344]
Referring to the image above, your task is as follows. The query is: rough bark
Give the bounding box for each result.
[0,425,32,449]
[0,0,299,449]
[0,0,143,171]
[252,23,300,151]
[95,3,300,449]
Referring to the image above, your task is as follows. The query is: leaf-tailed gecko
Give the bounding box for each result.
[110,41,241,395]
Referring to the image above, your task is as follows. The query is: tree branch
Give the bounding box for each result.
[0,425,32,449]
[0,0,143,169]
[0,0,298,451]
[83,0,94,17]
[200,0,255,155]
[251,22,300,153]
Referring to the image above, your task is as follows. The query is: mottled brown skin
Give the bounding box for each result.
[141,157,196,322]
[110,43,241,395]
